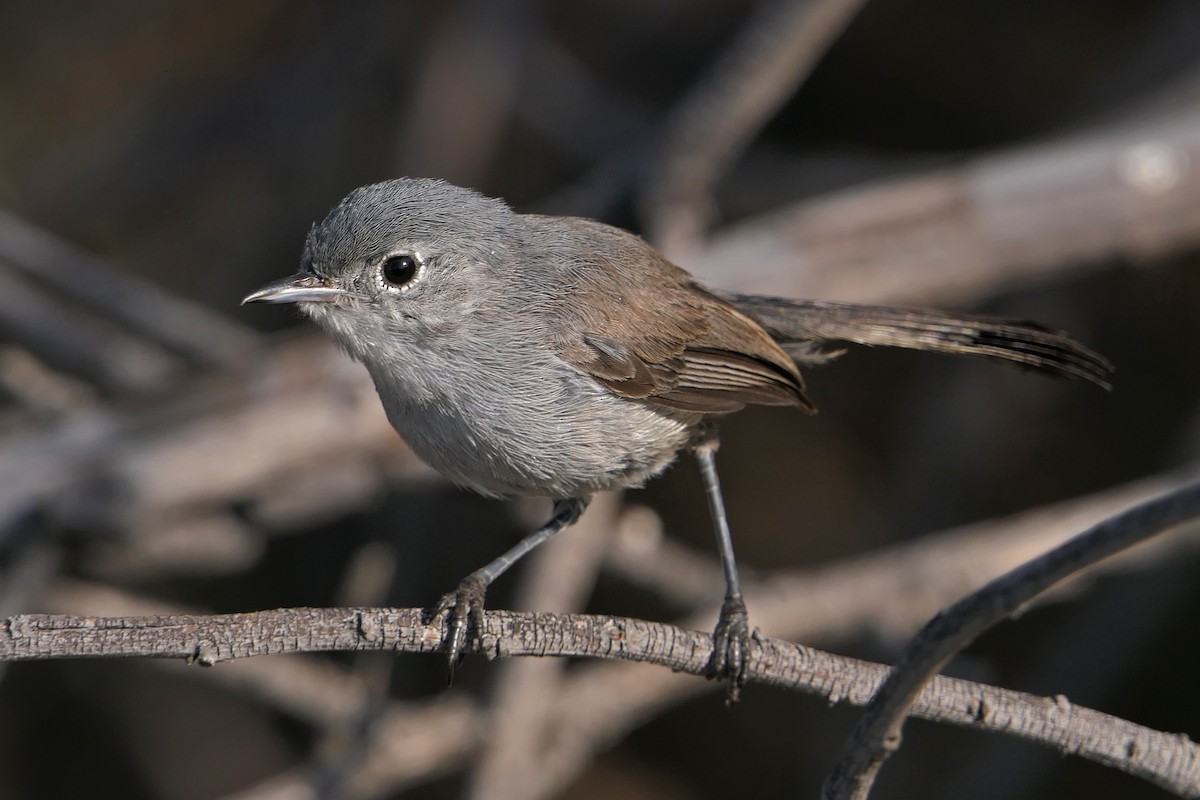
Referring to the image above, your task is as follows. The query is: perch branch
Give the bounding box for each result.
[2,605,1198,796]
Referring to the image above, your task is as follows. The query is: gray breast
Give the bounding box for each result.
[365,349,697,498]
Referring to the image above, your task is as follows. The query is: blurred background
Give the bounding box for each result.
[1,1,1199,799]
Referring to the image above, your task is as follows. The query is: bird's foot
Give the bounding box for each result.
[432,572,489,682]
[706,593,757,704]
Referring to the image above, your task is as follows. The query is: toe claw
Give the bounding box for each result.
[707,594,753,703]
[435,573,489,683]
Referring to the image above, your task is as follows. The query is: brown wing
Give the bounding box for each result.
[543,217,815,415]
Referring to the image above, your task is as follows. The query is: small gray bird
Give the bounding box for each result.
[244,177,1111,699]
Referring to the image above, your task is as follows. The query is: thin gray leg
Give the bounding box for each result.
[438,497,589,672]
[694,437,742,600]
[691,432,753,702]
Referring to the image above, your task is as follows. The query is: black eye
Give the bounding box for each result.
[381,254,419,287]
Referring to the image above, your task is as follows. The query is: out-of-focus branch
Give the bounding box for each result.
[0,265,183,394]
[610,472,1200,644]
[517,471,1200,800]
[220,696,480,800]
[0,210,258,367]
[0,335,426,539]
[642,0,868,256]
[688,108,1200,305]
[393,0,531,186]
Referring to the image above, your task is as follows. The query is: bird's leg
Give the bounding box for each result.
[691,427,755,703]
[435,496,589,677]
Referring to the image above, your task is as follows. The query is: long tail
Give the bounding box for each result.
[723,294,1113,389]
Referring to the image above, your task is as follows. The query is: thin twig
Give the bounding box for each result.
[822,480,1200,800]
[642,0,868,256]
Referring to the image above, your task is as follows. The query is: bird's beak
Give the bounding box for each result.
[241,272,346,305]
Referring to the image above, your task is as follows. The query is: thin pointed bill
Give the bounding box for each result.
[241,272,346,305]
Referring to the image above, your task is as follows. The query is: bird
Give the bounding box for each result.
[243,177,1112,699]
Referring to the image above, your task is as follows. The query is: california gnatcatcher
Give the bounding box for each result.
[243,177,1111,699]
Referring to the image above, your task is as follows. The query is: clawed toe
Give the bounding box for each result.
[433,573,488,682]
[706,594,756,703]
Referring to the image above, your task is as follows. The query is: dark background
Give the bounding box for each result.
[1,2,1198,799]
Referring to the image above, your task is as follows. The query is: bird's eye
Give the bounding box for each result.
[381,253,421,288]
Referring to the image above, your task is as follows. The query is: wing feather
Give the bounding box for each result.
[538,218,814,415]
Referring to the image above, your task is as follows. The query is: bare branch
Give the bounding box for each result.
[642,0,868,255]
[823,479,1200,800]
[516,471,1200,800]
[0,210,258,367]
[0,265,183,394]
[26,466,1200,800]
[687,107,1200,305]
[0,335,423,537]
[2,604,1198,795]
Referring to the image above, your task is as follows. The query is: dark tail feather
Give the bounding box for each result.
[723,294,1113,389]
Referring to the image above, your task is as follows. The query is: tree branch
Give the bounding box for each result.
[688,106,1200,306]
[823,479,1200,800]
[642,0,868,255]
[28,467,1200,800]
[3,603,1198,796]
